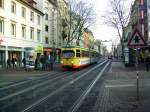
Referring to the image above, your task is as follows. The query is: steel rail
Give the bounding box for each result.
[69,61,110,112]
[0,71,60,90]
[0,71,73,102]
[0,61,101,102]
[21,60,108,112]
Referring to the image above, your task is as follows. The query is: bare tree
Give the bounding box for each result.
[102,0,132,59]
[59,0,96,46]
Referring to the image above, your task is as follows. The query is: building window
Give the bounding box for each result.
[22,25,26,38]
[0,0,4,8]
[37,30,41,41]
[45,13,48,20]
[37,15,40,25]
[45,37,49,44]
[21,7,26,18]
[45,25,48,32]
[30,11,34,22]
[11,22,16,36]
[30,27,34,40]
[0,19,4,34]
[11,1,16,14]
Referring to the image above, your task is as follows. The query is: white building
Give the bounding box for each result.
[36,0,61,61]
[0,0,44,68]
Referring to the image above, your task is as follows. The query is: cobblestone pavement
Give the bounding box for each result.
[95,61,150,112]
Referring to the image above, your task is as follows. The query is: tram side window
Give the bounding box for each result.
[81,50,89,57]
[85,51,89,57]
[76,50,80,57]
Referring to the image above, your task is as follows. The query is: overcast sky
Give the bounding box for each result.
[89,0,134,51]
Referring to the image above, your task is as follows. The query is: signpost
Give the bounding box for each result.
[128,29,146,101]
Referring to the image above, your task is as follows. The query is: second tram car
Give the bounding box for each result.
[61,46,99,69]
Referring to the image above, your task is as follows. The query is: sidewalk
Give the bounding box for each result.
[104,61,150,112]
[0,63,61,87]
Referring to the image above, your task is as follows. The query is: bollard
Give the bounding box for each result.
[136,71,139,101]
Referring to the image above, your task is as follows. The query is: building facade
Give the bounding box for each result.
[0,0,44,68]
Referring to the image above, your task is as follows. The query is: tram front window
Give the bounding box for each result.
[62,50,74,58]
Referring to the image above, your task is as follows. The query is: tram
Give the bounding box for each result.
[61,46,99,69]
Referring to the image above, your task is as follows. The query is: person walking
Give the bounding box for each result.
[12,58,15,69]
[40,55,46,70]
[7,58,11,68]
[145,54,150,72]
[34,58,38,70]
[48,54,54,70]
[22,58,26,68]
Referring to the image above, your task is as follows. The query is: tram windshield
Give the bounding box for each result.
[62,50,75,58]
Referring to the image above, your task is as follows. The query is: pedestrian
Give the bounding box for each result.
[34,58,38,70]
[48,54,54,70]
[145,54,150,72]
[40,55,46,70]
[12,58,15,69]
[22,58,26,68]
[7,58,11,68]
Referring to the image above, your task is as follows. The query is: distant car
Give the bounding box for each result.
[108,56,112,59]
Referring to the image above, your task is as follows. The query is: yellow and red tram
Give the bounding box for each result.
[61,46,99,69]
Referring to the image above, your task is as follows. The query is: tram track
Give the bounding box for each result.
[0,71,69,98]
[69,61,110,112]
[0,60,106,112]
[20,60,109,112]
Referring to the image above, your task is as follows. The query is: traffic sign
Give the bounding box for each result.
[128,29,146,48]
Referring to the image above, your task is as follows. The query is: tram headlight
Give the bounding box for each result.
[71,61,74,64]
[61,61,63,64]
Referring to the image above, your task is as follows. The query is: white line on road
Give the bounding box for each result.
[105,84,135,88]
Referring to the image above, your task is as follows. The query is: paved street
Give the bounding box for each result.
[91,60,150,112]
[0,63,61,87]
[0,59,150,112]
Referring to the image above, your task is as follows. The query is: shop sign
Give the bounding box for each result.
[44,48,52,52]
[36,44,43,53]
[0,46,5,50]
[8,46,22,51]
[25,47,35,52]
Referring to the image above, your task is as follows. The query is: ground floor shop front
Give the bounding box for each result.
[0,46,23,69]
[0,45,61,69]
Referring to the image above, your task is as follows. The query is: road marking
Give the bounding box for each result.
[105,84,135,88]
